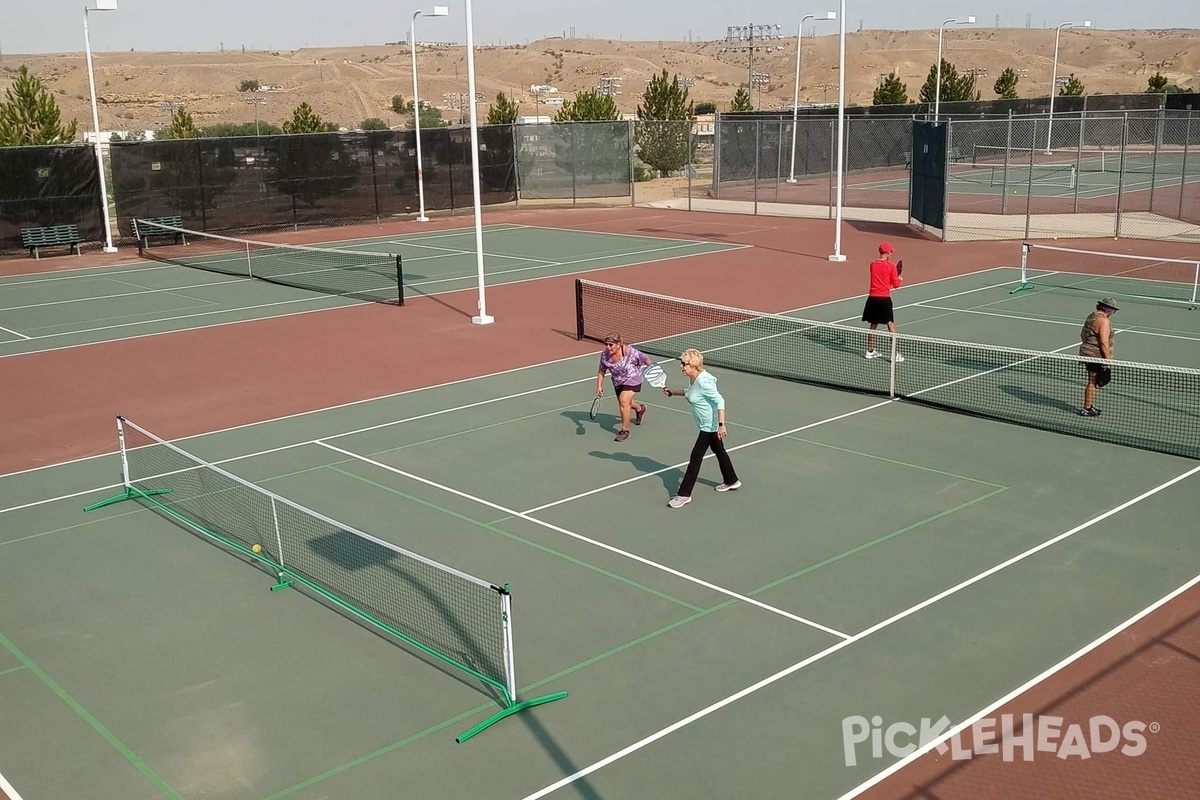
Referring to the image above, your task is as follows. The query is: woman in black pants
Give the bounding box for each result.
[662,348,740,509]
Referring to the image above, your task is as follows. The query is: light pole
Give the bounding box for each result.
[410,5,449,222]
[721,23,783,109]
[787,10,836,183]
[463,0,492,325]
[84,0,118,253]
[828,0,846,262]
[244,95,266,136]
[935,16,975,121]
[1046,20,1091,152]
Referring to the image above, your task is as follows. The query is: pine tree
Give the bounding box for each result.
[1146,72,1168,93]
[487,91,520,125]
[553,90,619,121]
[283,102,326,134]
[0,65,79,146]
[635,70,695,177]
[872,73,908,105]
[919,59,980,104]
[993,68,1020,99]
[729,87,753,112]
[1060,74,1085,96]
[166,106,198,139]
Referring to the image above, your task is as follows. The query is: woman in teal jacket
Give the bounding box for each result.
[662,348,741,508]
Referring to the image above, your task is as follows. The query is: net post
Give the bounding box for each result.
[1010,242,1034,295]
[574,279,585,340]
[244,241,254,278]
[1191,262,1199,309]
[83,414,164,511]
[395,255,405,307]
[268,497,293,592]
[499,584,518,703]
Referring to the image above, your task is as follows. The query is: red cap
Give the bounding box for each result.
[878,242,895,254]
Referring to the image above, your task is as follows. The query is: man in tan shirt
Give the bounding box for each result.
[1078,297,1118,416]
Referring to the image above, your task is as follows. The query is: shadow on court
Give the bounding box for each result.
[586,449,708,497]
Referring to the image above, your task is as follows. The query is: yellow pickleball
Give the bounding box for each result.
[252,544,262,553]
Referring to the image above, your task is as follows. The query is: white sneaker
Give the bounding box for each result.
[668,496,692,509]
[892,353,905,363]
[865,350,880,359]
[715,481,742,492]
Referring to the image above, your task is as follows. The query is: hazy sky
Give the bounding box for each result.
[3,0,1198,54]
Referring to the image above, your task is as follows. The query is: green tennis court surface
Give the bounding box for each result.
[855,160,1200,198]
[2,269,1198,799]
[0,223,741,357]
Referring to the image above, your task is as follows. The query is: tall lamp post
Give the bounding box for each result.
[934,16,975,121]
[787,10,836,183]
[1046,20,1091,152]
[84,0,118,253]
[244,95,266,136]
[828,0,847,262]
[410,5,449,222]
[463,0,492,325]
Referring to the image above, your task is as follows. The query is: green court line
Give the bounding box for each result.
[0,631,181,800]
[326,466,705,613]
[653,403,1007,487]
[0,665,27,678]
[748,486,1010,596]
[259,600,736,800]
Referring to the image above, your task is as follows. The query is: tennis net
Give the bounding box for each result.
[575,279,1200,460]
[83,416,565,742]
[136,220,404,305]
[971,144,1183,175]
[1015,242,1200,308]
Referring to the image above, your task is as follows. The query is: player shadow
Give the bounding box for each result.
[561,409,622,435]
[587,449,711,497]
[1000,384,1080,414]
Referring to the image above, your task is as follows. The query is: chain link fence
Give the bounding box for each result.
[699,109,1200,242]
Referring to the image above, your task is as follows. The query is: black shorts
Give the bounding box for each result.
[861,296,894,325]
[615,382,643,394]
[1083,362,1107,375]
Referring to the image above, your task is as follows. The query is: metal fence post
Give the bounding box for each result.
[753,121,760,216]
[1115,112,1128,237]
[1180,109,1193,220]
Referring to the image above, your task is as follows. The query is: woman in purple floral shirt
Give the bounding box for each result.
[595,333,651,442]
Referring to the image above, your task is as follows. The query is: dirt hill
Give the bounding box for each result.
[2,27,1197,133]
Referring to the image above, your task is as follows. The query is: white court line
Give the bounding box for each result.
[521,400,895,515]
[405,241,738,290]
[837,566,1200,800]
[521,460,1200,800]
[506,221,728,246]
[0,771,25,800]
[0,351,603,481]
[397,239,559,264]
[0,262,176,287]
[316,440,852,640]
[0,325,31,340]
[0,269,1033,478]
[916,302,1200,342]
[0,276,248,313]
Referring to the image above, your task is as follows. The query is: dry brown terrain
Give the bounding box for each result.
[2,28,1198,133]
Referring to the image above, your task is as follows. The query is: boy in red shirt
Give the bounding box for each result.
[861,242,904,362]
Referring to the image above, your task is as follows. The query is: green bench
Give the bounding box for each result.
[20,224,83,259]
[132,215,186,247]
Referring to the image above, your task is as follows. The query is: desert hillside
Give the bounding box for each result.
[2,27,1197,134]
